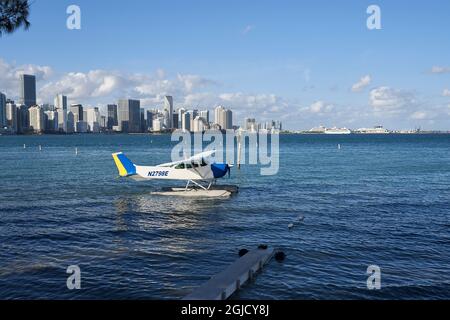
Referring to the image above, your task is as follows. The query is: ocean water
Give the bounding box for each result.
[0,134,449,300]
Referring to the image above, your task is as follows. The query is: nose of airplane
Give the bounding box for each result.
[211,163,230,179]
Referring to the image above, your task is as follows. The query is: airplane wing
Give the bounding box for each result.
[158,150,216,167]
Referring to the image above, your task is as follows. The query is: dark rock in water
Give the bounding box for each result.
[258,244,268,250]
[275,251,286,262]
[238,249,249,257]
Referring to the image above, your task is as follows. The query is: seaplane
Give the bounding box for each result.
[112,150,237,197]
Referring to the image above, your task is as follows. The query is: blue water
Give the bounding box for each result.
[0,134,449,299]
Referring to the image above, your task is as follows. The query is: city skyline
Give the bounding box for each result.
[0,1,450,130]
[1,73,283,134]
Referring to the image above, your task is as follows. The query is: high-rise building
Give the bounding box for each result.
[146,110,154,130]
[6,100,17,133]
[200,110,209,124]
[172,112,179,129]
[0,92,6,128]
[190,109,198,130]
[19,74,36,108]
[28,105,45,133]
[70,104,83,122]
[140,108,146,132]
[214,106,227,129]
[54,94,67,132]
[152,118,163,132]
[86,107,100,133]
[17,104,29,133]
[182,111,191,132]
[164,96,173,128]
[225,109,233,129]
[107,104,118,130]
[178,108,185,128]
[117,99,140,133]
[162,109,170,129]
[193,116,207,133]
[44,110,58,132]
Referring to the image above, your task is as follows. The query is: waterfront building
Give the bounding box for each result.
[152,118,163,132]
[200,110,209,124]
[76,121,88,133]
[117,99,140,133]
[70,104,83,122]
[54,94,68,133]
[146,110,154,130]
[182,111,191,132]
[17,104,29,133]
[172,112,179,129]
[28,105,45,133]
[67,111,75,133]
[6,100,18,133]
[86,107,100,133]
[178,108,185,128]
[44,110,58,132]
[193,116,207,132]
[0,92,6,128]
[214,105,232,130]
[164,96,173,128]
[19,74,36,108]
[107,104,118,130]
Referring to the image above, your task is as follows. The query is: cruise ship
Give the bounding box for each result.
[354,126,390,134]
[324,127,352,135]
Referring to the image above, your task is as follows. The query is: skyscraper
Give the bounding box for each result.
[200,110,209,124]
[182,111,191,132]
[214,106,233,130]
[5,100,17,133]
[164,96,173,128]
[117,99,140,133]
[0,92,6,128]
[214,105,227,130]
[28,105,45,133]
[146,110,154,130]
[86,107,101,133]
[70,104,83,122]
[178,108,185,128]
[19,74,36,108]
[226,109,233,129]
[107,104,118,130]
[54,94,68,132]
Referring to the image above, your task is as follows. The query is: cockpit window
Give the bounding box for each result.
[175,163,185,169]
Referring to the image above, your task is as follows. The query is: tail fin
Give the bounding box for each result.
[112,152,136,177]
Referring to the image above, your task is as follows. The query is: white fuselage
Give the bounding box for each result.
[135,165,215,180]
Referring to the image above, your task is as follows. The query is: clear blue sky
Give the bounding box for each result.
[1,0,450,130]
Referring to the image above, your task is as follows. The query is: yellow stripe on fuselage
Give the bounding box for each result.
[112,153,128,176]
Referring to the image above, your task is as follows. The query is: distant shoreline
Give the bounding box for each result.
[1,131,450,136]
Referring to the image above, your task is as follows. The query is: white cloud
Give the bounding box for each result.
[410,111,428,120]
[369,86,416,113]
[0,58,53,99]
[308,100,334,114]
[430,66,450,74]
[351,75,371,92]
[242,25,255,35]
[442,88,450,97]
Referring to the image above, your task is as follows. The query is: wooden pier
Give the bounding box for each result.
[183,247,274,300]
